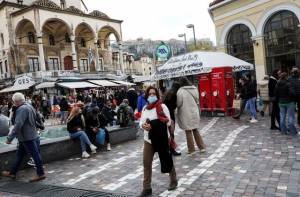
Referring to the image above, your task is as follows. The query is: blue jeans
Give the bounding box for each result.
[10,138,44,176]
[279,103,298,135]
[60,111,68,124]
[69,131,92,152]
[245,97,257,119]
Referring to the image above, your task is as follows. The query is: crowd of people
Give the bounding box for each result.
[233,67,300,135]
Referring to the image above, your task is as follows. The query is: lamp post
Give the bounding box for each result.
[187,24,197,49]
[178,33,187,53]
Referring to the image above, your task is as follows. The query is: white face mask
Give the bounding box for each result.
[147,96,158,104]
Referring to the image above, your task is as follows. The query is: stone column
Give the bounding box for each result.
[94,38,100,72]
[252,35,267,81]
[37,33,46,71]
[118,42,124,74]
[71,35,78,71]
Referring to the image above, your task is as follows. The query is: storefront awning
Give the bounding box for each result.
[57,82,100,89]
[153,52,254,80]
[88,80,119,87]
[113,81,136,86]
[35,82,56,89]
[0,76,35,93]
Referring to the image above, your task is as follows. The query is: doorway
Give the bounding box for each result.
[64,56,73,70]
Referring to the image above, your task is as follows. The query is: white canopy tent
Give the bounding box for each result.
[88,80,119,87]
[0,76,35,93]
[35,82,56,89]
[57,82,99,89]
[113,81,136,86]
[153,52,254,80]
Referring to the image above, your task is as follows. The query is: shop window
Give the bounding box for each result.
[49,58,59,70]
[49,35,55,46]
[80,59,88,72]
[80,38,86,48]
[28,32,35,44]
[28,57,39,72]
[65,33,71,43]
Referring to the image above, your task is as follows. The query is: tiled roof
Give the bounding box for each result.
[89,10,109,19]
[32,0,61,10]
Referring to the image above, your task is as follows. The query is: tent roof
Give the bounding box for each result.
[57,82,99,89]
[88,80,119,87]
[35,82,56,89]
[113,81,135,86]
[154,51,254,80]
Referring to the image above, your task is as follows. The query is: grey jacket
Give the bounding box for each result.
[7,103,38,142]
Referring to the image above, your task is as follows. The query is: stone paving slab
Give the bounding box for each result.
[1,116,300,196]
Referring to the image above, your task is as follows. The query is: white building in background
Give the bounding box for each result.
[138,55,155,77]
[0,0,124,82]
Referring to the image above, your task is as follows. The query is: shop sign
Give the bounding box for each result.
[156,42,171,62]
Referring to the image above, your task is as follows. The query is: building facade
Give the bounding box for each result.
[0,0,125,82]
[209,0,300,80]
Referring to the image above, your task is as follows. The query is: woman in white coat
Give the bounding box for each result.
[176,77,205,155]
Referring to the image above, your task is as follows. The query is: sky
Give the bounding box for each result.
[84,0,216,43]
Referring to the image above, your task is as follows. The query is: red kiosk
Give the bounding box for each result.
[153,52,254,116]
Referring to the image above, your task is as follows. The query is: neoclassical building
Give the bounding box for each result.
[0,0,131,82]
[209,0,300,81]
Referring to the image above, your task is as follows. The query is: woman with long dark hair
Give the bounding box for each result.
[164,82,181,156]
[138,86,177,196]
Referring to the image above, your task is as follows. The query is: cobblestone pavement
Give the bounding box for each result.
[1,116,300,197]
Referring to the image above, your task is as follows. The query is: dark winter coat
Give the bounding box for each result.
[67,114,85,134]
[59,98,69,111]
[149,119,174,173]
[275,79,295,104]
[164,92,177,121]
[126,89,138,111]
[268,76,278,98]
[288,74,300,99]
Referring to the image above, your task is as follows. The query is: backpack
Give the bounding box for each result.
[117,104,130,127]
[42,100,48,108]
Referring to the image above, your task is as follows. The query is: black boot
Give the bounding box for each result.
[171,149,181,156]
[138,188,152,197]
[168,180,178,191]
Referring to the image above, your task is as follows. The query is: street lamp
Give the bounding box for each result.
[178,33,187,53]
[187,24,197,49]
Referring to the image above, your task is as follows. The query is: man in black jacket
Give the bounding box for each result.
[269,69,281,130]
[59,96,69,124]
[288,67,300,126]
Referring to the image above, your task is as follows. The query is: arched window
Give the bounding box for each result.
[264,11,300,74]
[49,34,55,46]
[27,32,35,44]
[97,39,101,48]
[226,24,254,64]
[80,38,86,47]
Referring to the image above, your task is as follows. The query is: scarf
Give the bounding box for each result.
[146,100,169,123]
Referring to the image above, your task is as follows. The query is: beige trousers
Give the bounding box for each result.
[143,141,177,189]
[185,129,206,153]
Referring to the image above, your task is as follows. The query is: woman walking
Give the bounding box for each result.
[164,82,181,156]
[177,77,205,155]
[138,87,178,197]
[275,72,298,135]
[67,107,97,158]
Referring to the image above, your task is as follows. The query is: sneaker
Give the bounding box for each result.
[138,188,152,197]
[232,116,240,120]
[260,111,265,117]
[82,151,90,158]
[171,149,181,156]
[107,143,111,151]
[250,118,258,123]
[200,149,206,153]
[29,175,46,182]
[1,171,16,179]
[90,144,97,154]
[187,151,196,155]
[168,180,178,191]
[27,158,36,167]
